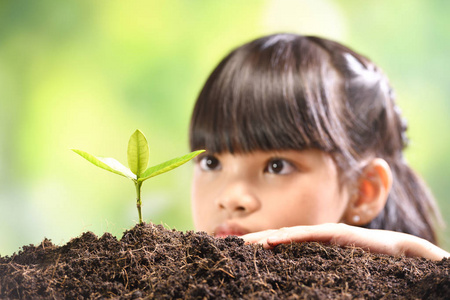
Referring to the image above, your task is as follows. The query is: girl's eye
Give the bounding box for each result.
[199,155,221,171]
[265,159,296,175]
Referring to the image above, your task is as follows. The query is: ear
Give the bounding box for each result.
[343,158,393,225]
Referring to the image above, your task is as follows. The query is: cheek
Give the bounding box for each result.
[304,180,349,223]
[262,177,347,226]
[190,180,203,230]
[190,174,213,232]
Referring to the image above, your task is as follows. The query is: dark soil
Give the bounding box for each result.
[0,223,448,299]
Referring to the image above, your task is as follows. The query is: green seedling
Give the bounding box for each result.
[73,129,204,224]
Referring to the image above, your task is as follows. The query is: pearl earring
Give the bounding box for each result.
[352,215,360,223]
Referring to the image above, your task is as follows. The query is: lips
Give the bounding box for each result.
[213,223,250,238]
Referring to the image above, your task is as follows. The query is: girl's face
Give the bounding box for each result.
[191,149,352,237]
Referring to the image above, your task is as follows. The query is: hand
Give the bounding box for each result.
[241,223,450,261]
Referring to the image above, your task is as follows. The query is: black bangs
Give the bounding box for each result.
[190,34,347,155]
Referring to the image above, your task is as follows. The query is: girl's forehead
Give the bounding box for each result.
[210,148,333,163]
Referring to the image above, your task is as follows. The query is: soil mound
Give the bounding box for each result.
[0,223,448,299]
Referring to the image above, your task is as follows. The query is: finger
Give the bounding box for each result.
[241,230,278,248]
[243,227,308,248]
[264,224,345,246]
[241,230,277,243]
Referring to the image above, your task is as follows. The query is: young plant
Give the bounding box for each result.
[72,129,204,224]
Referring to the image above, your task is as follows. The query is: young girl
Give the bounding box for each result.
[188,33,449,260]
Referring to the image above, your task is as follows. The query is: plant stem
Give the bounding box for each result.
[135,181,143,224]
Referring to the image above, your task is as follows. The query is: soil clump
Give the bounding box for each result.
[0,223,448,299]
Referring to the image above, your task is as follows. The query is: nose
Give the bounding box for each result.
[216,180,261,217]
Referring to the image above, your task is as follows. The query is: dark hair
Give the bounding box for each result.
[189,33,442,244]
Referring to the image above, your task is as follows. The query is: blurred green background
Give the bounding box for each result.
[1,0,449,256]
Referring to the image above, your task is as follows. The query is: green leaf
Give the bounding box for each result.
[139,150,205,182]
[72,149,137,180]
[127,129,149,177]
